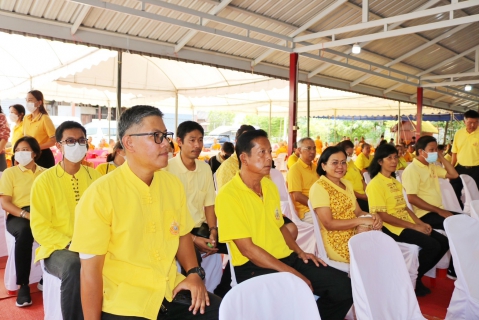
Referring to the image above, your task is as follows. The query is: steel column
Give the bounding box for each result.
[288,53,299,156]
[416,87,423,139]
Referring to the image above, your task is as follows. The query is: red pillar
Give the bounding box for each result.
[416,87,423,139]
[288,53,299,156]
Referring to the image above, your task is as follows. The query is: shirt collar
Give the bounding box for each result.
[232,171,268,194]
[298,158,313,169]
[17,164,43,173]
[412,158,427,168]
[169,152,197,173]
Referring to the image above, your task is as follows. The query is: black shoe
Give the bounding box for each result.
[415,279,431,297]
[447,269,457,280]
[37,277,43,291]
[16,285,32,307]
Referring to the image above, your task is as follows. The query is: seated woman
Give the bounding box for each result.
[338,140,369,212]
[366,144,449,296]
[209,142,234,174]
[354,143,372,173]
[0,136,45,307]
[310,146,382,264]
[95,141,125,175]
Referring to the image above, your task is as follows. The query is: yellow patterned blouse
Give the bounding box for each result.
[365,172,416,236]
[310,176,356,263]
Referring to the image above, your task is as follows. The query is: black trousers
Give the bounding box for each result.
[357,198,369,212]
[450,165,479,209]
[234,253,353,320]
[101,292,221,320]
[5,214,34,285]
[382,227,449,280]
[36,148,55,168]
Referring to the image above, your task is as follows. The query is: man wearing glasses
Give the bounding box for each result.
[70,106,220,319]
[287,137,319,224]
[31,121,101,319]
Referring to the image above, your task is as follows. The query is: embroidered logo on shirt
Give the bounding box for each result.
[169,221,179,235]
[275,208,280,220]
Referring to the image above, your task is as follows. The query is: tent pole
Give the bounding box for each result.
[175,91,179,133]
[334,109,337,143]
[416,87,423,139]
[268,101,272,137]
[398,101,401,144]
[288,53,299,156]
[116,50,122,140]
[307,83,310,137]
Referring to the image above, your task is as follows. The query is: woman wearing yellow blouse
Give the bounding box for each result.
[24,90,56,168]
[354,143,372,173]
[395,144,409,170]
[0,136,45,307]
[366,144,449,297]
[9,104,25,147]
[310,146,382,263]
[95,141,125,175]
[338,140,369,212]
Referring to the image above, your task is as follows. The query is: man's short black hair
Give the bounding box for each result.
[236,129,268,169]
[464,110,479,119]
[55,121,86,142]
[222,141,234,154]
[235,124,255,141]
[176,121,204,141]
[415,136,437,154]
[118,105,164,141]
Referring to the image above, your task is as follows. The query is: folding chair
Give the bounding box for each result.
[460,174,479,215]
[363,172,371,184]
[439,178,464,213]
[40,260,62,320]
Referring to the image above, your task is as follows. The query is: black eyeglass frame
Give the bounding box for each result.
[128,131,174,144]
[60,138,89,146]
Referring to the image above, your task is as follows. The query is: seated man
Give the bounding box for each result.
[216,130,353,320]
[70,105,221,319]
[395,144,408,170]
[287,137,319,223]
[402,135,460,279]
[31,121,102,319]
[286,141,300,170]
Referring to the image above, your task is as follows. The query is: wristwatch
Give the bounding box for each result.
[187,266,206,280]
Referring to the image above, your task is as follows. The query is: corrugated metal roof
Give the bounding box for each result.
[0,0,478,111]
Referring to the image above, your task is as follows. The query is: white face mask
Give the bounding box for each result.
[15,151,33,166]
[63,143,87,163]
[9,113,18,122]
[26,102,36,113]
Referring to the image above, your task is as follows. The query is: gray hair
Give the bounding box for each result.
[297,137,314,149]
[118,105,164,141]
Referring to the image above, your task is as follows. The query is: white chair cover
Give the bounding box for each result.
[270,169,291,219]
[444,215,479,319]
[439,179,464,213]
[0,211,8,257]
[348,232,425,320]
[274,153,287,172]
[403,188,413,210]
[363,172,371,184]
[225,243,238,287]
[4,231,43,291]
[201,254,222,292]
[219,272,321,320]
[460,174,479,215]
[213,172,218,193]
[471,200,479,221]
[396,170,404,183]
[307,200,349,273]
[40,260,63,320]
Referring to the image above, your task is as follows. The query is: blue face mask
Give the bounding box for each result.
[425,152,438,163]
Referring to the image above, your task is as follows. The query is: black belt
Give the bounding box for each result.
[458,164,479,169]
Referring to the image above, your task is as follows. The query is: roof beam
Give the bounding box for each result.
[174,0,232,53]
[293,0,479,44]
[362,0,369,23]
[251,0,347,67]
[421,71,479,80]
[421,79,479,88]
[69,0,292,52]
[349,23,471,87]
[71,5,91,35]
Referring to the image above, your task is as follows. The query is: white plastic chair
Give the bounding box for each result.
[225,243,238,287]
[219,272,321,320]
[460,174,479,215]
[270,168,292,219]
[274,153,287,172]
[444,215,479,320]
[40,260,63,320]
[4,230,43,292]
[439,178,464,213]
[201,254,222,292]
[470,200,479,221]
[363,172,371,184]
[348,232,425,320]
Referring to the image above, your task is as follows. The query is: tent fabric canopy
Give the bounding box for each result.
[313,113,464,121]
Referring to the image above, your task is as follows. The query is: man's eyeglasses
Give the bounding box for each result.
[128,131,174,144]
[60,138,88,146]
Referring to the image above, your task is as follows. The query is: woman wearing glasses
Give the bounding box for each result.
[366,144,449,296]
[96,141,126,175]
[0,136,45,307]
[24,90,56,168]
[310,147,382,263]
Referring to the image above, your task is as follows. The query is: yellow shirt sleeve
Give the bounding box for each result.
[204,171,216,207]
[354,154,366,171]
[286,164,302,193]
[365,179,388,213]
[0,169,14,197]
[435,164,447,179]
[216,192,252,242]
[287,154,296,169]
[43,115,56,138]
[401,167,419,195]
[309,181,330,208]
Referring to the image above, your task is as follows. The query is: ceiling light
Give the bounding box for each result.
[465,84,472,91]
[352,43,361,54]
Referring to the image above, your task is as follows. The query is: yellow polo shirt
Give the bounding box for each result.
[444,154,452,163]
[12,122,24,146]
[287,158,318,219]
[96,162,119,176]
[70,164,194,319]
[452,127,479,166]
[166,154,216,227]
[354,152,372,171]
[396,156,408,171]
[344,160,365,195]
[401,159,447,218]
[216,155,239,190]
[216,173,292,266]
[23,113,56,146]
[275,145,288,156]
[287,153,299,169]
[0,164,45,209]
[30,164,101,262]
[366,173,415,236]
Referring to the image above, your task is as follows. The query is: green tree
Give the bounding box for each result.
[207,111,236,130]
[243,115,288,142]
